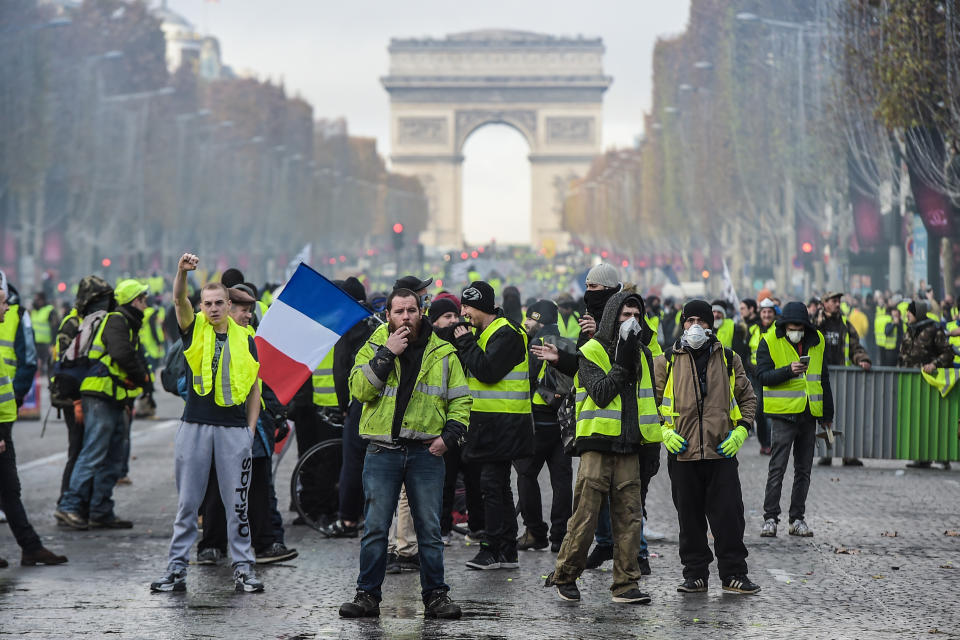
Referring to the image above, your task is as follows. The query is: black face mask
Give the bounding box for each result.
[649,303,661,315]
[583,288,616,319]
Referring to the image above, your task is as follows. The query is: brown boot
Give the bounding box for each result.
[21,547,68,566]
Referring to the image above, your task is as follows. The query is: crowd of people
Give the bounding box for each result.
[0,257,957,620]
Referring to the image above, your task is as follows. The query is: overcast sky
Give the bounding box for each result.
[165,0,691,244]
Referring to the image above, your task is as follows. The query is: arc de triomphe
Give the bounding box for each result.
[382,30,611,251]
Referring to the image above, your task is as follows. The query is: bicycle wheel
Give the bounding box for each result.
[290,439,343,533]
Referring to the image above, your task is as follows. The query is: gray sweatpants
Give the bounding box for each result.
[166,422,256,572]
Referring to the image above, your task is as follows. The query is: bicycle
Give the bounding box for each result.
[289,409,344,533]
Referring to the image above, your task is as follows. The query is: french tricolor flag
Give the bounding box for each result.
[255,263,371,405]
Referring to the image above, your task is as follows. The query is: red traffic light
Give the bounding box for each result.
[801,241,814,254]
[57,282,67,292]
[393,223,404,234]
[460,252,469,260]
[621,260,629,268]
[101,258,111,267]
[701,270,711,279]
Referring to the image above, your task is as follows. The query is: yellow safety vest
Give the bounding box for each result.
[947,320,960,366]
[30,305,54,345]
[558,312,581,340]
[921,367,960,398]
[762,331,825,417]
[875,311,893,351]
[0,305,20,372]
[466,317,530,414]
[748,323,763,365]
[312,346,338,407]
[0,306,19,422]
[573,339,661,442]
[53,308,79,362]
[183,313,259,407]
[79,312,144,402]
[661,346,742,425]
[139,307,164,360]
[716,318,734,349]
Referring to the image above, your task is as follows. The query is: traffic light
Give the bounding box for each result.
[392,223,404,251]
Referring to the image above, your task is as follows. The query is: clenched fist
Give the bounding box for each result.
[178,253,199,272]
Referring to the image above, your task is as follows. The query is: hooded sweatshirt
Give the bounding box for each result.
[574,290,653,455]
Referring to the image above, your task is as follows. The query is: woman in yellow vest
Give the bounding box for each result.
[654,299,759,595]
[544,290,657,605]
[757,302,833,539]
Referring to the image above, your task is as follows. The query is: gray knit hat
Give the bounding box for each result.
[585,263,620,289]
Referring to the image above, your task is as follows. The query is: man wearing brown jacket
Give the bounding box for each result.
[654,299,760,595]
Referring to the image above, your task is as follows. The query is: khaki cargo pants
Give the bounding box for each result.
[553,451,643,595]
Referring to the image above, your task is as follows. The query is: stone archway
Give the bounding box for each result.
[382,29,611,251]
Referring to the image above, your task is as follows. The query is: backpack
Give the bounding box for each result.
[48,310,108,409]
[160,338,186,396]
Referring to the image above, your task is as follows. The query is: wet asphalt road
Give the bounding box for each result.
[1,392,959,639]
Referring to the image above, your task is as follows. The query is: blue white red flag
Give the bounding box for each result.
[255,263,371,404]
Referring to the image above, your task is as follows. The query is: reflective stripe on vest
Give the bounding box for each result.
[762,332,825,417]
[30,305,54,345]
[573,339,661,443]
[466,317,530,414]
[312,346,338,407]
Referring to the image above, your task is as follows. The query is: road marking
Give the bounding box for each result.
[18,419,179,473]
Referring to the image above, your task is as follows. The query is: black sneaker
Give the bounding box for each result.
[234,568,265,593]
[196,548,224,566]
[517,530,548,551]
[53,509,88,531]
[88,516,133,529]
[150,568,187,593]
[612,587,652,604]
[256,543,298,564]
[677,577,708,593]
[637,556,651,576]
[0,556,7,569]
[399,553,420,573]
[585,544,613,569]
[385,552,402,574]
[423,589,461,619]
[499,548,519,570]
[550,541,562,553]
[339,590,380,618]
[556,582,580,601]
[465,546,501,570]
[722,575,761,594]
[320,519,359,539]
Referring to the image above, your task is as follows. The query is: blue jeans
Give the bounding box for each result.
[58,396,128,521]
[596,497,648,558]
[356,442,446,600]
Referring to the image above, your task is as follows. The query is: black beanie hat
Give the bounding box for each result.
[526,299,558,326]
[340,276,366,303]
[428,296,460,320]
[681,299,713,324]
[461,281,496,315]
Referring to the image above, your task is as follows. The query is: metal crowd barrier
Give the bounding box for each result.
[827,365,960,462]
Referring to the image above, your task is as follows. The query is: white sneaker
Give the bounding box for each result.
[788,519,813,537]
[760,518,777,537]
[0,509,6,523]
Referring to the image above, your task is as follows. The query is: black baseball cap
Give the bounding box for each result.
[393,275,433,292]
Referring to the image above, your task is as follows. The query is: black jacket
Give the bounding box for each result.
[529,322,562,427]
[454,311,533,462]
[333,316,379,412]
[574,290,652,455]
[755,324,833,423]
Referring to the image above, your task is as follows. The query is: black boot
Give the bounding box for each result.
[339,590,380,618]
[423,589,462,619]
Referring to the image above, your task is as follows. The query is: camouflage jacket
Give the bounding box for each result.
[898,319,954,369]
